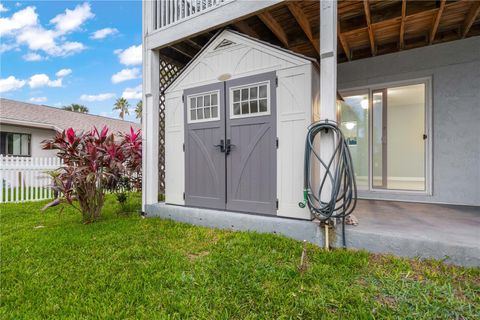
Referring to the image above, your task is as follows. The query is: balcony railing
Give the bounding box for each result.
[154,0,231,30]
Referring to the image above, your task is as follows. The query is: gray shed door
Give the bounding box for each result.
[184,72,276,215]
[184,83,226,210]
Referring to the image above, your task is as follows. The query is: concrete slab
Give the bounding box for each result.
[145,200,480,267]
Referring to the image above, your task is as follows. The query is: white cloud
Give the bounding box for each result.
[80,93,115,102]
[111,68,141,84]
[0,4,8,12]
[28,74,62,89]
[122,84,142,100]
[23,52,43,61]
[0,43,18,53]
[50,2,94,35]
[115,44,142,66]
[29,96,47,103]
[0,76,26,93]
[90,27,118,40]
[16,26,86,56]
[0,6,38,36]
[1,5,88,57]
[56,68,72,77]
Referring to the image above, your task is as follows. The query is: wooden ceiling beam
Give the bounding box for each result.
[337,21,351,61]
[430,0,446,44]
[258,11,289,48]
[233,21,260,39]
[185,39,202,51]
[400,0,406,49]
[286,2,319,54]
[363,0,376,56]
[462,1,480,38]
[171,43,198,59]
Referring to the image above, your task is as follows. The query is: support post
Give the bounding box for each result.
[319,0,338,205]
[142,0,160,211]
[320,0,337,121]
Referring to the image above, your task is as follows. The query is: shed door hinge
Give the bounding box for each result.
[275,76,278,87]
[276,137,279,149]
[182,94,184,103]
[183,192,185,200]
[183,143,185,152]
[276,198,279,210]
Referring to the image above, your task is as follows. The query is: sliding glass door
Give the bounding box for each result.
[340,80,429,193]
[338,91,369,190]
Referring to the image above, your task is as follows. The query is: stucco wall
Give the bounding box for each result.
[338,37,480,206]
[0,124,57,158]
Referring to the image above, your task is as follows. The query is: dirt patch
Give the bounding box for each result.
[376,295,397,308]
[187,251,210,261]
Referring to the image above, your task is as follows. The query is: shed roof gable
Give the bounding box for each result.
[166,29,314,93]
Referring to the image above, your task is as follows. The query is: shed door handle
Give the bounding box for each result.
[214,139,225,152]
[225,139,235,155]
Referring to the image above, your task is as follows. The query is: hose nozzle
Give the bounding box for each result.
[298,189,309,208]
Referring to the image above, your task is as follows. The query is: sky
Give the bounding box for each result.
[0,0,142,122]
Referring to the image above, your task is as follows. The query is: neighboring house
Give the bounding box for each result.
[0,98,141,158]
[140,1,479,264]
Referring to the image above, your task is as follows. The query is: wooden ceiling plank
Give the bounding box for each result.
[429,0,446,44]
[287,2,319,54]
[171,43,197,59]
[462,1,480,38]
[363,0,376,56]
[185,39,202,51]
[258,11,290,48]
[400,0,406,49]
[337,20,351,61]
[233,21,260,39]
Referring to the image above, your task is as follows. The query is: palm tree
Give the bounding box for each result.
[113,98,130,120]
[135,100,142,122]
[62,103,89,113]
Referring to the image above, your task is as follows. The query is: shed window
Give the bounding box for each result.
[187,91,220,123]
[230,81,270,118]
[0,132,31,157]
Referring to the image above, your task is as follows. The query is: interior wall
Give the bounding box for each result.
[338,37,480,206]
[387,84,425,179]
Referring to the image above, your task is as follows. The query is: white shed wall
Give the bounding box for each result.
[165,31,316,219]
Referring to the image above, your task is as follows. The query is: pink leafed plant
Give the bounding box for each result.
[42,126,142,223]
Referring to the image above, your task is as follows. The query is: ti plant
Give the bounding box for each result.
[42,126,142,223]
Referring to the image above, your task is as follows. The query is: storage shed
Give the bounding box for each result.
[164,30,318,220]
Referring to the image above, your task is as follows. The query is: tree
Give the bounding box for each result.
[62,104,89,113]
[113,98,130,120]
[135,100,142,122]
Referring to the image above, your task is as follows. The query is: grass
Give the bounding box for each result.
[1,194,479,319]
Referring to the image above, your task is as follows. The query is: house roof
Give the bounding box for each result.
[0,98,141,134]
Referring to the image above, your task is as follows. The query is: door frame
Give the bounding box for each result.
[339,76,433,196]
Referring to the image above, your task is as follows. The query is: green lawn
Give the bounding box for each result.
[1,195,479,319]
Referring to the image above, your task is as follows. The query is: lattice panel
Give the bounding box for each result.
[158,59,181,194]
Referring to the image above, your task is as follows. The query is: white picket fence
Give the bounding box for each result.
[0,156,62,203]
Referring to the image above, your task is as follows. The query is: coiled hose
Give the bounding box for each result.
[299,120,357,247]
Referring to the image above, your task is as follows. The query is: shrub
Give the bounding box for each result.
[42,126,141,223]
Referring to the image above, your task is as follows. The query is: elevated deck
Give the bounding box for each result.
[145,200,480,267]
